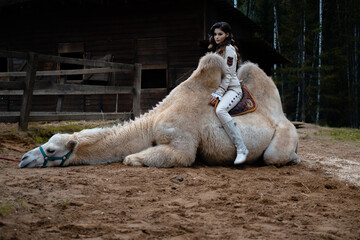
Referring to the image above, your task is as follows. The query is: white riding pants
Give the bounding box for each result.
[216,89,243,124]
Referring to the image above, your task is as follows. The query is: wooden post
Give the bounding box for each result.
[19,52,38,130]
[56,76,65,112]
[132,63,142,118]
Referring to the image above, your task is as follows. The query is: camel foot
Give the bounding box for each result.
[123,156,143,166]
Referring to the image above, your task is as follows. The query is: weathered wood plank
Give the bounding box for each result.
[37,54,135,70]
[292,121,305,128]
[0,112,132,122]
[0,84,133,95]
[0,90,24,95]
[0,50,136,70]
[37,67,128,76]
[0,67,129,78]
[140,88,168,94]
[0,72,26,77]
[0,50,27,59]
[0,81,24,89]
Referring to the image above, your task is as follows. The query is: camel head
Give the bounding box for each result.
[19,133,78,168]
[192,53,226,88]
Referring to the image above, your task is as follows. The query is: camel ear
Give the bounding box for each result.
[66,140,78,150]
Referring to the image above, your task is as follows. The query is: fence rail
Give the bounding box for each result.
[0,51,142,130]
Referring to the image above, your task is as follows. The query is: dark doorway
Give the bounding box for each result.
[141,69,167,89]
[59,52,84,82]
[0,58,7,72]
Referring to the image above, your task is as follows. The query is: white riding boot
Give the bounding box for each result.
[223,119,249,165]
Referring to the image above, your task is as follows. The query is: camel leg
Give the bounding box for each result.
[123,144,197,167]
[263,122,300,166]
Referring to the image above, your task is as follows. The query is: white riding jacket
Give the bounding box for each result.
[212,45,242,100]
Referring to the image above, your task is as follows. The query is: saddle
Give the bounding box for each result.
[214,86,257,117]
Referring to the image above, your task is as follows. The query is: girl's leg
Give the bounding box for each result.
[216,90,248,164]
[215,90,242,124]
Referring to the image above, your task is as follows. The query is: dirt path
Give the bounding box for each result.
[0,122,359,240]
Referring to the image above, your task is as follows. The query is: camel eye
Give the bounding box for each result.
[46,149,55,154]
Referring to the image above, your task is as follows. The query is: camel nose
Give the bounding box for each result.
[19,154,34,168]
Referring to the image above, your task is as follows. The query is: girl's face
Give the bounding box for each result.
[213,28,229,45]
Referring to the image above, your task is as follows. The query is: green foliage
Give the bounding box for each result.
[0,199,25,216]
[29,125,87,144]
[27,122,102,144]
[61,199,69,209]
[314,128,360,142]
[51,198,70,210]
[0,200,12,216]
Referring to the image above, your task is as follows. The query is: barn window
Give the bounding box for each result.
[58,43,84,83]
[141,69,167,89]
[0,57,7,72]
[0,57,8,81]
[137,37,168,89]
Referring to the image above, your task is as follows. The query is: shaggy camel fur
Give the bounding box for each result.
[19,53,300,168]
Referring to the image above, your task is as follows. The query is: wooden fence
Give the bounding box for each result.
[0,51,141,130]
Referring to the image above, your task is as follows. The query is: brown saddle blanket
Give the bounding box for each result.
[214,86,257,117]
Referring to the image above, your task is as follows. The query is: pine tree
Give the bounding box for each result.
[237,0,359,128]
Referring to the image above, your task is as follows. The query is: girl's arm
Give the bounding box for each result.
[213,46,237,99]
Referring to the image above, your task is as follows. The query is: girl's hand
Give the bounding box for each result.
[208,96,218,106]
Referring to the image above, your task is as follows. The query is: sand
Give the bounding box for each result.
[0,122,359,240]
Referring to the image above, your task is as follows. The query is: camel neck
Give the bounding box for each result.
[72,115,154,165]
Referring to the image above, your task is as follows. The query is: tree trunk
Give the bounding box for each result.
[273,0,278,79]
[316,0,323,125]
[309,33,318,122]
[247,0,252,17]
[296,39,301,121]
[354,24,359,128]
[344,0,353,127]
[301,1,306,122]
[296,2,306,122]
[247,0,255,20]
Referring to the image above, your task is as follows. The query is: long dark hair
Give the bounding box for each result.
[208,22,240,62]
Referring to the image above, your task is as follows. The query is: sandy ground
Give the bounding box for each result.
[0,121,359,240]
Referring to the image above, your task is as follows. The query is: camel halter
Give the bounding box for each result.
[39,146,73,168]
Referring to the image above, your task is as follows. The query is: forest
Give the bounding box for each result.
[234,0,359,128]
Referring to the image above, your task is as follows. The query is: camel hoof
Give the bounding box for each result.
[289,157,301,165]
[123,156,143,166]
[288,153,301,165]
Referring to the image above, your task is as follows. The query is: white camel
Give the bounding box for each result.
[19,53,300,168]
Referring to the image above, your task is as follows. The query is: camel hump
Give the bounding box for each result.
[237,62,270,86]
[197,53,226,73]
[237,62,260,78]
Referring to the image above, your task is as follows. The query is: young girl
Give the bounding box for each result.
[208,22,248,165]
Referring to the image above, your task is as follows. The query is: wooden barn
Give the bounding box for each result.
[0,0,287,119]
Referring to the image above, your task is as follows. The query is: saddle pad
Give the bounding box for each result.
[214,86,257,117]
